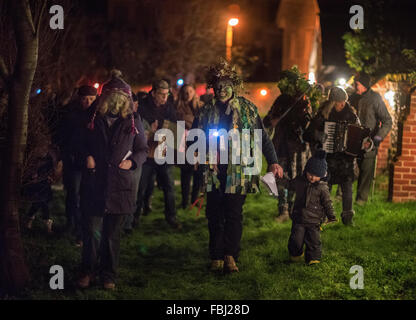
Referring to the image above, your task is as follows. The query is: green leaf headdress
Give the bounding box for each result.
[277,66,322,111]
[205,58,244,95]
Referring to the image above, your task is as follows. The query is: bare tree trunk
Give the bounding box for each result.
[0,0,44,294]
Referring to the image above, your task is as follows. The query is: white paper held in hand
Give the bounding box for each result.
[122,150,132,161]
[260,172,279,198]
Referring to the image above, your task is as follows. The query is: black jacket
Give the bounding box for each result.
[138,93,177,128]
[305,101,360,184]
[59,101,95,169]
[81,113,148,216]
[263,94,311,157]
[289,174,335,224]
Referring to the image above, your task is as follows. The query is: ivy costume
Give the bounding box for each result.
[192,93,278,270]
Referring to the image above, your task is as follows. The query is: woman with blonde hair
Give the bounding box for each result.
[175,84,204,209]
[78,70,148,290]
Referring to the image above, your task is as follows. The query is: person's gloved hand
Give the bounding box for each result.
[314,131,327,143]
[373,135,382,148]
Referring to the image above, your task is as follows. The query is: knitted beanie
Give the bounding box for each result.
[355,73,371,89]
[304,150,327,178]
[101,69,132,96]
[328,86,348,102]
[78,85,97,97]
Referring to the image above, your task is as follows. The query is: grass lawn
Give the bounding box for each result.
[18,167,416,300]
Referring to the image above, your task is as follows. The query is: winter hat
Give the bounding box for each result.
[304,150,327,178]
[78,85,97,97]
[101,69,132,96]
[88,70,138,135]
[328,86,348,102]
[355,73,371,89]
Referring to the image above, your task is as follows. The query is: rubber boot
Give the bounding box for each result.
[341,210,355,226]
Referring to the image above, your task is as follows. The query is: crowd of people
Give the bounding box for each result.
[21,60,392,290]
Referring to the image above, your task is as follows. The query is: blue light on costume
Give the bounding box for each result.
[177,79,184,86]
[36,89,42,94]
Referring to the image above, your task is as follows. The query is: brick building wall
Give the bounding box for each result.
[392,93,416,202]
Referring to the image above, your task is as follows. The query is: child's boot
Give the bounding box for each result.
[341,210,354,226]
[290,252,304,263]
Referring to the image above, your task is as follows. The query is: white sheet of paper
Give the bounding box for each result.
[122,150,132,161]
[260,172,279,197]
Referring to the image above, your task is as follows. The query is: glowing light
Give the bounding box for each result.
[338,78,347,87]
[228,18,239,26]
[260,89,268,96]
[177,78,184,86]
[93,83,100,89]
[308,72,316,84]
[36,89,42,94]
[212,131,219,137]
[384,90,395,107]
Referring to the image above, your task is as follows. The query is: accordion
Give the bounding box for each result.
[323,121,370,156]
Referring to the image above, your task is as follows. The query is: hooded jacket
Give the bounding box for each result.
[289,174,336,224]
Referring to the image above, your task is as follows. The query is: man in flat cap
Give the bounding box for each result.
[352,73,392,205]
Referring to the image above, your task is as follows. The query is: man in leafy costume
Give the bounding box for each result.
[263,66,322,223]
[191,59,283,273]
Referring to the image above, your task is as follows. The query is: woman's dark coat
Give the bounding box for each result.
[81,113,148,216]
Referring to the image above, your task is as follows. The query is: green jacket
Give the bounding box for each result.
[195,95,277,194]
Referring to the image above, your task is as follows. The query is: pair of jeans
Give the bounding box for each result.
[205,186,247,260]
[328,178,353,212]
[180,164,202,208]
[288,223,321,262]
[136,159,176,223]
[63,163,83,240]
[81,214,126,282]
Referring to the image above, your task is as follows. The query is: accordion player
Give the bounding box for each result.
[323,121,371,157]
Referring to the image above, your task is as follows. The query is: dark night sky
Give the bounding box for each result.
[80,0,416,81]
[318,0,416,67]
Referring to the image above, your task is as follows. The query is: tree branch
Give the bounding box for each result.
[0,55,9,80]
[35,0,47,35]
[22,0,36,35]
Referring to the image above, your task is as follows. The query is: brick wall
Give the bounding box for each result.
[392,93,416,202]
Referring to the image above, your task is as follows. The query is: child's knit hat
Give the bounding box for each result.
[305,150,327,178]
